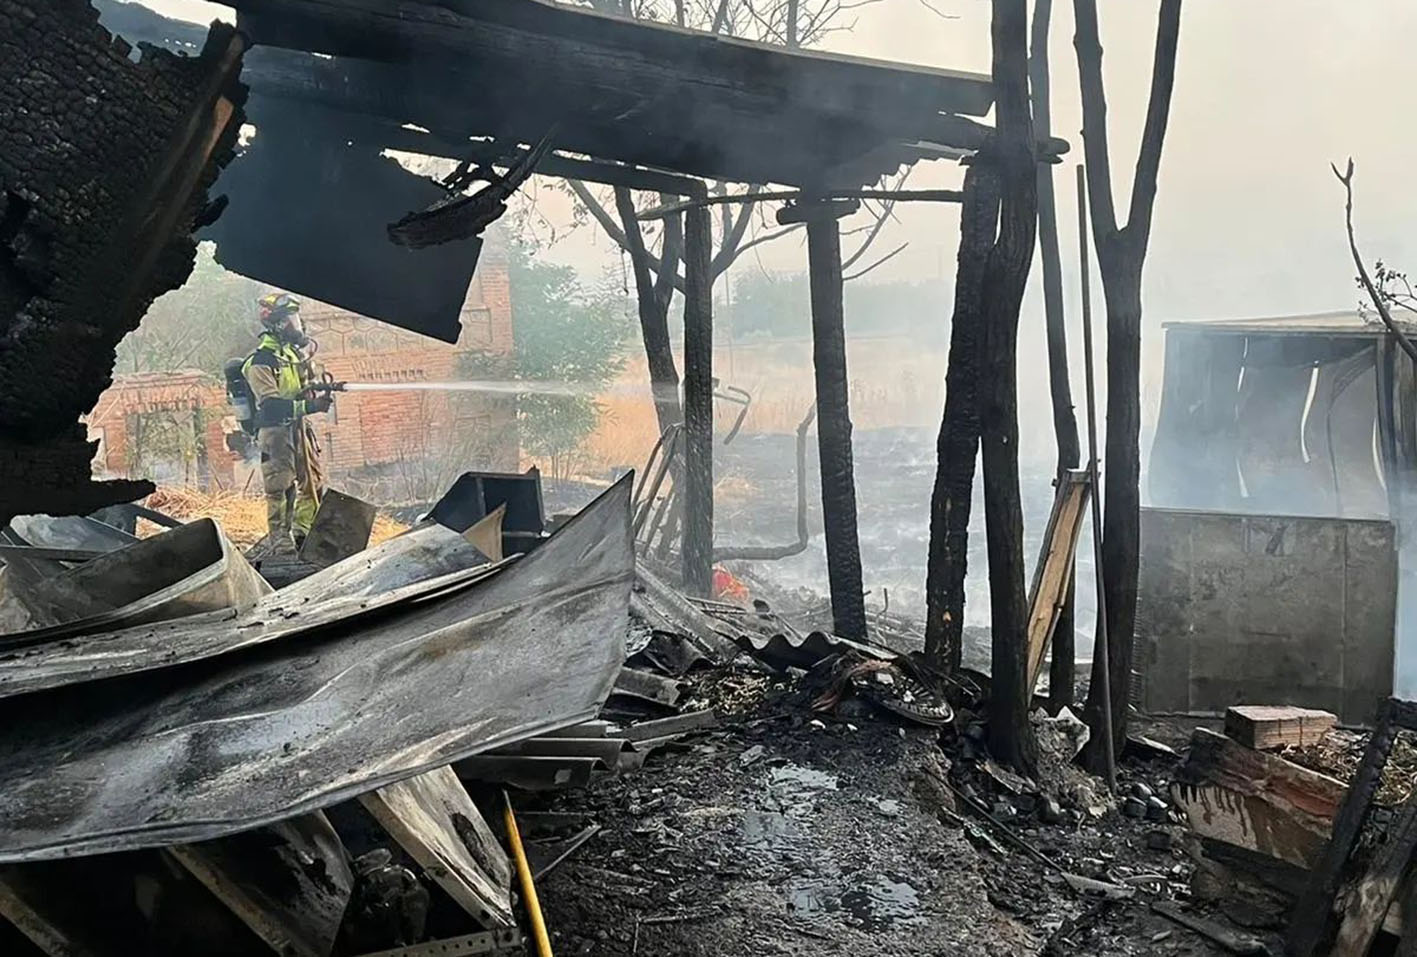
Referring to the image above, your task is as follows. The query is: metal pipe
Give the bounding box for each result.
[504,791,554,957]
[713,403,816,561]
[1076,163,1115,790]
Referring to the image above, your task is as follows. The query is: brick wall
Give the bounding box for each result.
[87,371,234,488]
[302,230,517,496]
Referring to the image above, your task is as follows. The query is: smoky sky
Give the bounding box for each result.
[136,0,1417,438]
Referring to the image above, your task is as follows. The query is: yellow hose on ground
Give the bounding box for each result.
[503,790,553,957]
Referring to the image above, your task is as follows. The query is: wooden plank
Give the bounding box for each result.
[359,766,514,930]
[1288,698,1407,957]
[1171,728,1345,869]
[168,813,353,957]
[1025,469,1091,693]
[1224,705,1337,750]
[1331,787,1417,956]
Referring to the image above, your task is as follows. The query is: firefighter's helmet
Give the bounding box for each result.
[257,292,301,330]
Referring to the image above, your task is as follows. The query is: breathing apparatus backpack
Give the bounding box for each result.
[224,357,258,435]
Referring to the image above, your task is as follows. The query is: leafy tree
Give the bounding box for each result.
[460,240,634,479]
[116,241,266,376]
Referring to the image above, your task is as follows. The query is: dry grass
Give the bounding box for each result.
[143,486,408,548]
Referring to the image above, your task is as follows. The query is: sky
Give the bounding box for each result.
[137,0,1417,329]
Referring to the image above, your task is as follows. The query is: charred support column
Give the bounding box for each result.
[680,205,715,596]
[780,199,867,638]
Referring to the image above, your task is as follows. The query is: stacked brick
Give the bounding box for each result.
[0,0,245,522]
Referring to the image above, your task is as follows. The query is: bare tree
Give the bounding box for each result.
[1073,0,1182,771]
[1333,159,1417,361]
[560,0,906,438]
[980,0,1040,774]
[1030,0,1082,713]
[922,0,1041,776]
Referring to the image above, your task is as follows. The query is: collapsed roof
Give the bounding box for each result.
[99,0,997,341]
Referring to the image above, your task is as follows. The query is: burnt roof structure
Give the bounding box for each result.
[230,0,996,188]
[99,0,1002,342]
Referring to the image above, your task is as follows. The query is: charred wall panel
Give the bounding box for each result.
[0,0,245,522]
[1137,506,1396,724]
[202,98,481,344]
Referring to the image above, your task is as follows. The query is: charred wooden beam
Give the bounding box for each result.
[637,189,966,220]
[1288,698,1417,957]
[1171,728,1344,870]
[680,205,714,597]
[370,123,704,196]
[781,199,867,639]
[923,160,1000,673]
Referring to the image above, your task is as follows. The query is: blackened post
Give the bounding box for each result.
[681,204,714,596]
[782,199,866,638]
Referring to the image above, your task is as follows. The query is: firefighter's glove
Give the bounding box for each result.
[306,394,334,415]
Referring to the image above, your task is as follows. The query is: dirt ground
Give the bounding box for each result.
[531,667,1270,956]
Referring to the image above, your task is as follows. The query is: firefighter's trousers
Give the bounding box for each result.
[258,419,325,544]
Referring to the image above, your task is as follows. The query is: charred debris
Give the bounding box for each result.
[1,0,1416,956]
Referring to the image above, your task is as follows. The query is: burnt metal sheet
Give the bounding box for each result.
[283,521,490,602]
[204,102,482,344]
[628,631,710,676]
[454,756,607,792]
[632,564,741,661]
[734,629,897,673]
[618,709,718,743]
[611,667,688,708]
[0,523,497,697]
[0,476,632,861]
[490,737,631,764]
[6,514,137,553]
[535,721,611,739]
[6,518,272,632]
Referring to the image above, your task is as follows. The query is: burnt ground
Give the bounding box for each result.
[531,667,1275,957]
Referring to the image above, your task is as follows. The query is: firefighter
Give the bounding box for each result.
[242,292,330,551]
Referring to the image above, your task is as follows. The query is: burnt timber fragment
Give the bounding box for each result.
[0,1,246,524]
[778,198,867,639]
[388,130,556,249]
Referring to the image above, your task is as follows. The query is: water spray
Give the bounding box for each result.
[307,378,648,399]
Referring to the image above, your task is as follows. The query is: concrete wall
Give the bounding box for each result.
[1138,506,1396,724]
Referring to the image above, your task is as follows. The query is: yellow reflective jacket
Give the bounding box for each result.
[241,333,313,427]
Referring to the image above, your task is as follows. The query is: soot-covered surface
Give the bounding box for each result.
[533,670,1245,956]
